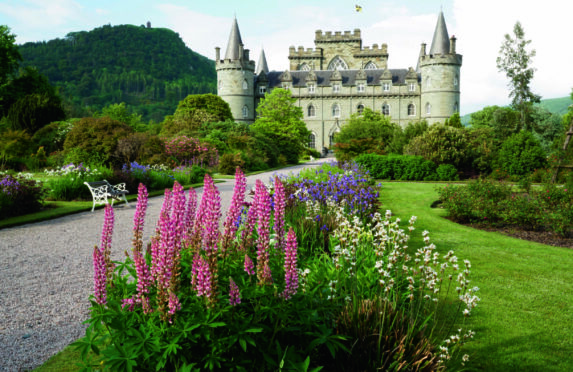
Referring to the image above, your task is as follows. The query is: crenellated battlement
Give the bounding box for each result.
[315,29,361,43]
[288,46,323,59]
[216,58,255,71]
[418,53,462,66]
[356,43,388,56]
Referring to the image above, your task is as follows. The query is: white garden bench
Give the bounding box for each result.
[84,180,129,212]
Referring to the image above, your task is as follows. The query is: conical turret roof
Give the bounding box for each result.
[224,17,243,60]
[256,49,269,74]
[429,11,450,55]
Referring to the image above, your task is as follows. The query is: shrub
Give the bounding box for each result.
[218,153,245,175]
[121,162,174,190]
[115,132,166,165]
[436,164,459,181]
[164,135,219,168]
[405,125,471,169]
[355,153,437,181]
[173,165,206,185]
[0,173,45,219]
[495,130,546,176]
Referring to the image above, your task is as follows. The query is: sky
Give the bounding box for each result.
[1,0,572,115]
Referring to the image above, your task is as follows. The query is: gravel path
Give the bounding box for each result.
[0,158,330,371]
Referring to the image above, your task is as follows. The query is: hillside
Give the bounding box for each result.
[462,96,573,126]
[18,24,216,122]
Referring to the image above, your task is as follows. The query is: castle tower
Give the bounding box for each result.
[419,11,462,124]
[215,18,255,123]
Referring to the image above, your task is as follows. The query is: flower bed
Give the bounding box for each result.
[75,165,478,370]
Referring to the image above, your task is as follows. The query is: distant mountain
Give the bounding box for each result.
[18,24,216,122]
[461,96,573,126]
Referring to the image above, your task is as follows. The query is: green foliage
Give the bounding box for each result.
[31,119,76,154]
[496,21,541,131]
[403,120,429,143]
[467,127,499,175]
[7,92,65,134]
[0,173,45,219]
[404,124,471,168]
[445,112,463,128]
[469,105,520,141]
[18,24,216,122]
[355,153,437,181]
[334,108,403,161]
[436,163,459,181]
[252,88,310,164]
[0,129,34,169]
[97,102,144,132]
[0,25,21,87]
[114,132,166,165]
[530,107,563,154]
[63,116,133,166]
[218,153,245,175]
[495,130,546,176]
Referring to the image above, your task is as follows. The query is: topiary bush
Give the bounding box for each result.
[495,130,546,176]
[355,153,437,181]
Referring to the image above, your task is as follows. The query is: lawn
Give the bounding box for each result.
[382,182,573,372]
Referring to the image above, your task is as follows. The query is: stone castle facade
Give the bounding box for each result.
[215,12,462,151]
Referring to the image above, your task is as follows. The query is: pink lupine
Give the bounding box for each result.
[255,180,272,285]
[222,167,247,253]
[273,177,286,251]
[93,246,107,305]
[184,187,197,237]
[229,277,241,306]
[202,174,221,256]
[168,290,182,318]
[282,228,299,299]
[194,255,212,298]
[100,204,115,279]
[132,183,148,254]
[133,250,152,298]
[244,254,255,275]
[121,296,136,311]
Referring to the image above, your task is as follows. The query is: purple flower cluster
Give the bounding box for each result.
[93,246,107,305]
[229,277,241,306]
[273,177,286,251]
[222,167,247,253]
[132,183,148,254]
[244,254,255,275]
[0,175,21,196]
[255,180,273,285]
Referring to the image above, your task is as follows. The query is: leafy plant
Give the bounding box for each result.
[0,173,45,219]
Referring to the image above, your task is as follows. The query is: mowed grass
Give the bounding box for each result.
[382,182,573,372]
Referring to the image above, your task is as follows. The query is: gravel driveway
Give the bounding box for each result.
[0,158,331,371]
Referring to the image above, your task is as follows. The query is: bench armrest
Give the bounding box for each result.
[112,183,127,192]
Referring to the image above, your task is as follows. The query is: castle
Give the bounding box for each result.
[215,12,462,151]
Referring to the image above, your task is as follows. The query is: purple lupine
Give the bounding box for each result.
[184,187,197,237]
[201,174,221,256]
[244,254,255,275]
[170,182,187,248]
[133,250,152,299]
[168,290,182,319]
[100,204,115,279]
[273,177,286,251]
[121,296,136,311]
[194,255,212,298]
[255,180,272,285]
[93,246,107,305]
[282,228,299,300]
[229,277,241,306]
[222,167,247,253]
[132,183,148,254]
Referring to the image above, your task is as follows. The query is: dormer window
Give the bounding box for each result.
[308,84,315,94]
[333,84,340,93]
[382,83,390,92]
[357,83,365,93]
[409,83,416,92]
[282,83,290,90]
[259,86,267,94]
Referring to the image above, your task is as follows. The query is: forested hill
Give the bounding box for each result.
[18,24,216,122]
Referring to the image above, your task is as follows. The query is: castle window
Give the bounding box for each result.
[408,104,416,116]
[409,83,416,92]
[364,61,377,70]
[243,79,248,90]
[308,133,316,149]
[357,104,365,115]
[382,104,390,116]
[454,102,459,113]
[218,80,223,92]
[308,104,316,117]
[242,105,249,119]
[332,104,341,118]
[259,86,267,94]
[382,82,390,92]
[454,75,459,86]
[299,63,311,71]
[308,84,315,93]
[333,84,340,93]
[426,103,431,115]
[282,83,290,90]
[426,77,431,88]
[357,83,365,93]
[327,56,349,71]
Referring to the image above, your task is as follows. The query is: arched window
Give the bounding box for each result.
[364,61,377,70]
[426,76,431,88]
[357,104,365,115]
[327,56,349,71]
[242,79,248,90]
[308,104,316,117]
[454,75,459,86]
[299,63,311,71]
[408,104,416,116]
[382,103,390,116]
[218,80,223,92]
[308,133,316,149]
[454,102,459,113]
[425,103,431,115]
[332,104,340,117]
[242,105,249,118]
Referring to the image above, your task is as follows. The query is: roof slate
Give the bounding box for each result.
[224,18,243,60]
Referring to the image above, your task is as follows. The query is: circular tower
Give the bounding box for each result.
[419,12,462,124]
[216,18,255,123]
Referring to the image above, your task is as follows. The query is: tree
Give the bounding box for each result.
[496,21,540,131]
[251,88,310,164]
[0,25,21,87]
[7,93,65,134]
[97,102,144,132]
